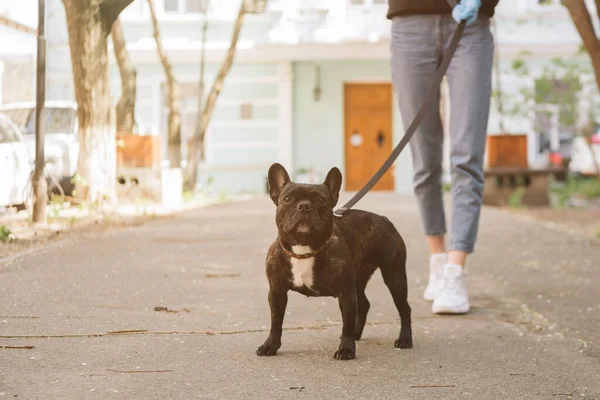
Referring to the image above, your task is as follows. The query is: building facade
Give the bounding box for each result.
[39,0,598,195]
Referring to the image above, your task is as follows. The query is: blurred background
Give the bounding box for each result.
[1,0,599,231]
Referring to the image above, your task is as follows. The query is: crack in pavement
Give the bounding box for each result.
[0,315,517,340]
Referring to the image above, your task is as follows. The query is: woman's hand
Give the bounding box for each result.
[452,0,481,25]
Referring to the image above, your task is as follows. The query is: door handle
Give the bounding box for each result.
[376,131,385,148]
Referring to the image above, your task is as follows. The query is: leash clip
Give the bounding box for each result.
[333,208,346,218]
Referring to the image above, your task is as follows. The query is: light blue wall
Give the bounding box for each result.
[293,60,414,194]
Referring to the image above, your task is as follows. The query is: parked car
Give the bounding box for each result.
[0,102,147,196]
[0,113,32,209]
[0,102,79,195]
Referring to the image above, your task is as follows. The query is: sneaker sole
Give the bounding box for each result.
[432,304,470,315]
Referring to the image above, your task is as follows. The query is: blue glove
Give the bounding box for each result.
[452,0,482,25]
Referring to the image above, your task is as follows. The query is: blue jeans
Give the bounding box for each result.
[390,14,494,253]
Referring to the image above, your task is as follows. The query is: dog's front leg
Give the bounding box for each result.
[256,289,288,356]
[334,285,357,360]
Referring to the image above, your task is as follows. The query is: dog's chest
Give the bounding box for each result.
[289,246,315,288]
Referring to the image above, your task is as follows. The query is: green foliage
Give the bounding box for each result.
[0,225,13,242]
[508,188,526,208]
[551,177,600,207]
[183,190,195,202]
[48,195,66,219]
[501,55,586,130]
[511,58,529,76]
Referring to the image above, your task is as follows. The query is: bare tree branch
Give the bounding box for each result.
[112,19,137,132]
[186,1,247,185]
[147,0,182,167]
[594,0,600,24]
[564,0,600,91]
[186,0,210,189]
[100,0,135,33]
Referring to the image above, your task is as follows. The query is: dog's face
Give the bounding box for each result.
[268,163,342,246]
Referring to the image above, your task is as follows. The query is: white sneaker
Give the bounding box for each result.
[432,264,470,314]
[423,253,448,301]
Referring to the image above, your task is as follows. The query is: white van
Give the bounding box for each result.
[0,113,32,208]
[0,101,147,195]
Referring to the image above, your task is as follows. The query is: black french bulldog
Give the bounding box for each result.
[256,163,412,360]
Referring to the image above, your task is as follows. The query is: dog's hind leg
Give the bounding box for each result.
[377,238,412,349]
[354,265,377,340]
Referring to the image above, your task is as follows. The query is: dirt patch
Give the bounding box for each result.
[509,204,600,239]
[0,212,169,261]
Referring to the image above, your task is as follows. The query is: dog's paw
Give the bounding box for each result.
[333,348,355,360]
[394,336,413,349]
[256,342,280,356]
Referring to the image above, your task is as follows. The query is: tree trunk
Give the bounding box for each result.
[111,19,137,133]
[564,0,600,92]
[147,0,182,168]
[62,0,134,202]
[185,0,209,190]
[564,0,600,180]
[185,2,247,188]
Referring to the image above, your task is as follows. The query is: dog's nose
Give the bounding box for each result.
[296,200,312,211]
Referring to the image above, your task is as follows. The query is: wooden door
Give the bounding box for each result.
[344,83,394,191]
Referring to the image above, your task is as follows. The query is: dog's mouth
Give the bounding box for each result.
[283,212,321,234]
[296,222,311,233]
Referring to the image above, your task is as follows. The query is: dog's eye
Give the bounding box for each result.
[317,197,327,205]
[283,196,292,204]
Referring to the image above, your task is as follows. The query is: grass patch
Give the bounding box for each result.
[508,188,526,208]
[0,225,14,242]
[551,177,600,207]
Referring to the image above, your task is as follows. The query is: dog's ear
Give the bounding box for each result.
[268,163,291,205]
[323,167,342,207]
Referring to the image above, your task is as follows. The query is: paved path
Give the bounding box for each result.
[1,194,599,399]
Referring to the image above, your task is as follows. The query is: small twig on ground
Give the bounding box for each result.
[202,273,241,278]
[154,306,191,314]
[0,345,35,349]
[0,315,39,319]
[107,369,171,374]
[410,385,456,388]
[107,329,148,335]
[509,373,536,376]
[289,387,305,392]
[2,318,470,340]
[551,394,574,397]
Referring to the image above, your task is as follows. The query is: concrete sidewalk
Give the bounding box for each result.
[1,193,599,399]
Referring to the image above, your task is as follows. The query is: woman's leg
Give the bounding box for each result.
[432,15,494,314]
[390,15,448,301]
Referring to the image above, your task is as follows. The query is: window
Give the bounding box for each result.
[12,107,77,136]
[0,116,20,143]
[164,0,179,12]
[186,0,207,13]
[240,103,253,120]
[163,0,209,13]
[534,77,580,153]
[0,108,31,129]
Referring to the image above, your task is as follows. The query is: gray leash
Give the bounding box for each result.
[334,0,464,216]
